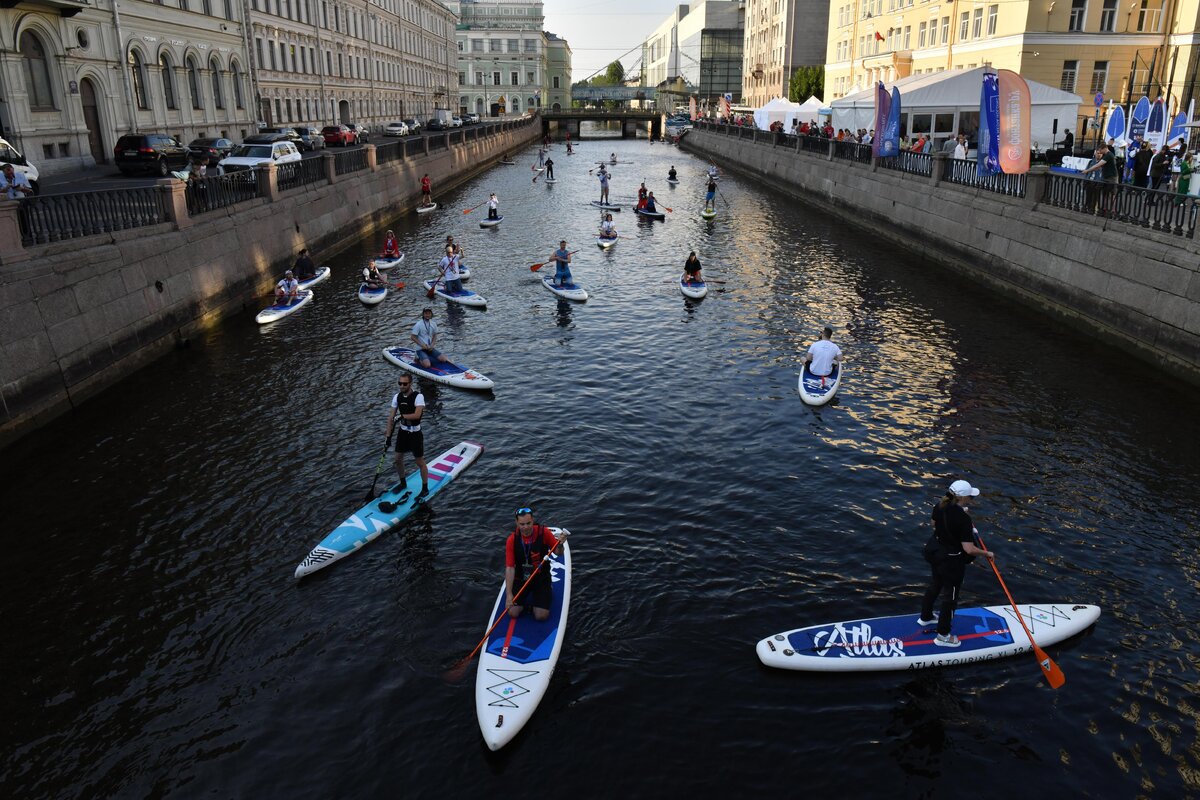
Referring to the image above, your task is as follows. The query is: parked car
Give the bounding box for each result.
[349,124,369,143]
[0,137,40,193]
[463,113,480,125]
[426,118,446,132]
[403,118,422,135]
[187,137,235,167]
[293,126,325,152]
[450,116,463,128]
[257,127,306,149]
[218,141,302,173]
[114,133,191,176]
[384,121,409,137]
[321,125,356,147]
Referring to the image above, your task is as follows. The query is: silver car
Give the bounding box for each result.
[384,121,409,137]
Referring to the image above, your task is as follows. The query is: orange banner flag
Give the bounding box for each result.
[997,69,1031,174]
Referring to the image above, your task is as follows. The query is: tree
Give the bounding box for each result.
[605,60,626,86]
[789,65,825,103]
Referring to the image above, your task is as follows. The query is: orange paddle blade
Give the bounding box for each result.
[530,262,546,271]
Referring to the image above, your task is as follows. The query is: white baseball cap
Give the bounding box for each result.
[949,479,980,497]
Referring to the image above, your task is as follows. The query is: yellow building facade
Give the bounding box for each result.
[825,0,1200,135]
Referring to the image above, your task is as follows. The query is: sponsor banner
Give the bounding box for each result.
[1145,97,1167,149]
[1128,96,1151,141]
[1104,102,1126,146]
[978,72,1001,176]
[872,82,892,157]
[997,69,1031,174]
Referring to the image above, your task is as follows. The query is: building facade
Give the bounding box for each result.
[449,0,547,118]
[246,0,457,130]
[544,33,571,112]
[824,0,1200,133]
[640,1,744,113]
[0,0,254,175]
[742,0,829,107]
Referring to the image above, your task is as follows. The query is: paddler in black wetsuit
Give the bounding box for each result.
[505,508,569,620]
[385,374,430,502]
[918,479,994,647]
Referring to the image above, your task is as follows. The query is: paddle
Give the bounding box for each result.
[975,532,1067,689]
[444,530,570,683]
[462,200,487,215]
[364,433,394,502]
[529,250,578,271]
[425,273,442,299]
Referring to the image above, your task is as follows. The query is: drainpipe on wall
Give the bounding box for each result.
[111,0,140,134]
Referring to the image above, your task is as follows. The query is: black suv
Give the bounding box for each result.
[426,118,446,131]
[293,126,326,152]
[258,127,306,148]
[187,137,235,167]
[114,134,191,176]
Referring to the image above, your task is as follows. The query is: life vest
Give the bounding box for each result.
[508,524,554,589]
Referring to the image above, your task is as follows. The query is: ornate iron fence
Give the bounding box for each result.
[1042,173,1197,237]
[877,149,933,177]
[942,158,1027,197]
[186,171,262,215]
[18,186,166,246]
[278,158,327,192]
[334,149,368,175]
[833,140,872,164]
[375,140,403,164]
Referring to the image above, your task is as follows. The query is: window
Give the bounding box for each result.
[458,71,465,85]
[526,71,534,84]
[211,59,223,108]
[269,41,277,70]
[918,21,927,47]
[960,11,969,39]
[492,71,500,85]
[986,5,998,35]
[1060,60,1078,92]
[489,39,501,52]
[1069,0,1086,30]
[1100,0,1116,30]
[1090,60,1108,93]
[553,76,560,89]
[973,8,983,37]
[507,39,518,52]
[187,58,203,109]
[475,70,484,85]
[160,54,177,109]
[457,40,463,52]
[525,40,537,53]
[904,25,911,48]
[129,50,150,109]
[511,71,518,85]
[20,32,55,110]
[232,63,245,108]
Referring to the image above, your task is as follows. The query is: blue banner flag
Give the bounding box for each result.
[873,83,895,157]
[882,86,902,156]
[978,72,1001,176]
[1104,103,1126,145]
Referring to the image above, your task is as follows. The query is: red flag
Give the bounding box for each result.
[874,31,885,41]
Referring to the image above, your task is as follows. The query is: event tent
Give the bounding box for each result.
[830,68,1081,149]
[754,97,802,130]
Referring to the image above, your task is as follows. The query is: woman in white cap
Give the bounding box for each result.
[917,479,994,647]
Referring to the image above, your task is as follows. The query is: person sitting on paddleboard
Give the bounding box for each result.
[599,214,617,239]
[275,270,300,304]
[705,177,717,212]
[550,240,572,287]
[411,307,449,369]
[919,480,994,647]
[644,192,658,213]
[439,245,464,294]
[385,375,430,503]
[382,230,400,258]
[505,508,568,621]
[668,166,677,181]
[420,174,432,207]
[610,152,617,163]
[803,327,841,377]
[293,248,316,281]
[362,264,385,289]
[487,193,499,220]
[683,251,702,283]
[598,170,610,204]
[544,157,554,180]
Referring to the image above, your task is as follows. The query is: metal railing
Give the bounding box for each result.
[334,148,368,175]
[1042,173,1198,238]
[278,158,326,192]
[186,171,262,215]
[798,134,830,154]
[833,140,872,164]
[877,149,933,177]
[375,140,403,163]
[942,158,1027,197]
[18,186,165,245]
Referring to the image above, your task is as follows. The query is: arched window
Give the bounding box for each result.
[160,53,177,109]
[210,58,224,109]
[20,31,56,110]
[231,63,245,109]
[187,57,202,109]
[129,50,150,109]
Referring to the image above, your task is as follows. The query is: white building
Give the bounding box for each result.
[640,0,744,113]
[448,0,546,118]
[742,0,828,108]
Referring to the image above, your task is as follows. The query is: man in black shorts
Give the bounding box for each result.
[385,375,429,501]
[504,508,568,621]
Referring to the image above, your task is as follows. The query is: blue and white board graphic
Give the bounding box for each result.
[294,441,484,578]
[756,603,1101,673]
[476,535,571,751]
[423,279,487,307]
[1128,96,1151,142]
[382,346,495,390]
[798,362,841,406]
[298,266,331,290]
[255,290,313,324]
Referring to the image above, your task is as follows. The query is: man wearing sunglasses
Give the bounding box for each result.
[505,508,568,621]
[385,375,429,502]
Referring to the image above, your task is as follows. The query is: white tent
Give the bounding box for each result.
[789,95,824,128]
[754,97,802,130]
[830,67,1082,148]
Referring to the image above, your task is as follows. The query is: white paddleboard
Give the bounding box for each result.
[798,362,842,406]
[541,276,587,302]
[372,254,405,272]
[680,276,707,299]
[298,266,331,290]
[596,235,618,249]
[382,346,495,390]
[701,208,717,220]
[666,178,680,185]
[479,216,503,228]
[358,283,388,305]
[416,202,438,214]
[756,603,1101,674]
[544,178,557,184]
[590,201,621,212]
[255,290,313,324]
[423,279,487,307]
[476,534,571,751]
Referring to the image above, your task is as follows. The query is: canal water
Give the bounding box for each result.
[3,135,1199,798]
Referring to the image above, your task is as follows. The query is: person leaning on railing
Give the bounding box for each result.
[1,163,34,199]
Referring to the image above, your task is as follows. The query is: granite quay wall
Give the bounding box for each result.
[0,117,541,448]
[683,125,1200,387]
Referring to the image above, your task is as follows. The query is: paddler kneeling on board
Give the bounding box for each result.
[550,240,572,287]
[919,480,995,647]
[644,192,658,214]
[438,245,465,294]
[385,374,429,503]
[505,509,569,621]
[275,270,299,305]
[683,251,703,283]
[803,327,841,378]
[410,307,450,369]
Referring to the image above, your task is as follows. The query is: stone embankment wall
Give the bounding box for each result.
[0,119,540,447]
[683,129,1200,387]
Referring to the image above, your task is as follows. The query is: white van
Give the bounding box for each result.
[0,138,40,194]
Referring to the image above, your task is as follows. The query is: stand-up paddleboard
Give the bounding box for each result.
[476,535,571,751]
[701,208,717,220]
[373,253,405,272]
[358,283,388,305]
[541,276,588,302]
[479,216,503,229]
[423,279,487,307]
[458,266,471,280]
[256,290,313,324]
[590,201,622,212]
[636,208,666,221]
[499,160,516,165]
[382,346,495,390]
[680,276,707,299]
[544,178,557,184]
[756,603,1101,674]
[666,178,680,185]
[416,202,438,214]
[798,362,842,406]
[596,235,618,249]
[294,441,484,578]
[533,166,545,173]
[298,266,331,290]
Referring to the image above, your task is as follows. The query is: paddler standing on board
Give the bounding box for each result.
[918,480,994,647]
[636,182,648,210]
[705,176,717,212]
[505,508,568,620]
[487,192,499,220]
[803,327,841,378]
[668,166,677,182]
[385,373,430,503]
[420,174,433,207]
[598,168,611,205]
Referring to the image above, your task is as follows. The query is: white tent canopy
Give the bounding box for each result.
[790,95,824,126]
[753,97,802,130]
[830,67,1082,148]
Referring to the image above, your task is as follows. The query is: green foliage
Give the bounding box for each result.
[789,66,825,103]
[605,60,626,86]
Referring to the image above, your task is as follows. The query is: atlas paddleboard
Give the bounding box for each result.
[298,266,331,290]
[635,208,666,221]
[596,235,618,249]
[358,283,388,305]
[373,254,405,272]
[416,202,438,214]
[756,603,1101,674]
[294,441,484,578]
[680,276,707,299]
[476,535,571,751]
[423,279,487,307]
[382,346,495,390]
[479,216,503,228]
[590,201,621,212]
[541,276,588,302]
[255,290,313,324]
[798,362,842,406]
[701,208,717,220]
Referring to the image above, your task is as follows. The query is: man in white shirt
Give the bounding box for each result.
[1,163,33,198]
[438,245,463,294]
[804,326,842,377]
[953,135,968,160]
[487,192,499,220]
[410,307,449,369]
[274,270,300,304]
